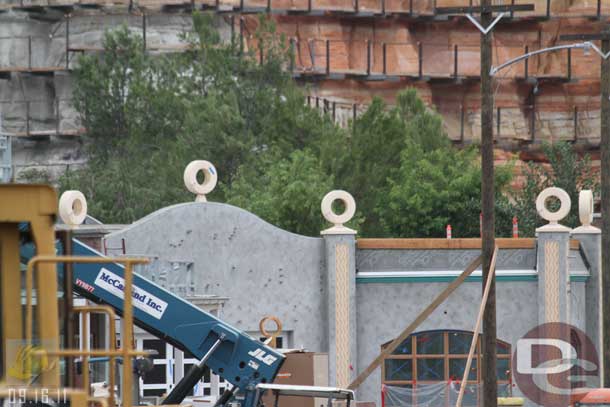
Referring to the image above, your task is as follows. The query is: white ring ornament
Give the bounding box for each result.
[579,190,594,227]
[59,190,88,226]
[184,160,218,202]
[321,190,356,225]
[535,187,571,225]
[321,190,357,235]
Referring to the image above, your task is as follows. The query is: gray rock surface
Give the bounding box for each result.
[0,8,229,181]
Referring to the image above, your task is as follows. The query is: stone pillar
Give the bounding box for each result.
[535,187,572,326]
[321,190,357,388]
[534,188,573,406]
[572,190,603,385]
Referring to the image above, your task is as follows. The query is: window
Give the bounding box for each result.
[381,330,512,405]
[259,336,284,349]
[136,335,229,403]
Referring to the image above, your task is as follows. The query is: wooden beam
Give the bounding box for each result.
[356,238,533,249]
[456,246,498,407]
[479,0,498,404]
[435,4,533,13]
[356,238,580,250]
[560,33,610,41]
[347,255,483,391]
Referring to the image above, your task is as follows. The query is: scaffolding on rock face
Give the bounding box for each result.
[290,39,580,82]
[305,95,602,148]
[0,6,605,147]
[1,0,610,18]
[0,21,598,83]
[0,99,83,138]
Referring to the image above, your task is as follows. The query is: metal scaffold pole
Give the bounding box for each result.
[560,30,610,386]
[0,114,12,183]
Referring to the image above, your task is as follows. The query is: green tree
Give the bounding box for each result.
[62,14,334,224]
[376,144,514,238]
[62,16,518,238]
[224,150,345,236]
[324,90,513,237]
[511,142,599,236]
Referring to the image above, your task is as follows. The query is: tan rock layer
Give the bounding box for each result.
[242,14,609,150]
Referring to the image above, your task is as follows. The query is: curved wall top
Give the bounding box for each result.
[104,202,327,352]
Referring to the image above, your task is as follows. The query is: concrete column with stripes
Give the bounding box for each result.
[321,190,358,388]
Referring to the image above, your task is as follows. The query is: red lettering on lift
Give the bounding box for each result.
[75,279,95,293]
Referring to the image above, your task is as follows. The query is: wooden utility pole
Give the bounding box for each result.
[560,31,610,385]
[480,1,497,405]
[434,4,532,405]
[602,34,610,389]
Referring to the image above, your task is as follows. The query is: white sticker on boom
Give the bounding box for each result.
[94,268,168,319]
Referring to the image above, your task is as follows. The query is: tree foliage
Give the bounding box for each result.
[62,14,332,225]
[61,13,597,238]
[352,92,514,238]
[510,142,599,236]
[224,150,340,236]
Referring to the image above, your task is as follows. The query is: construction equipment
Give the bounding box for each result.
[20,237,285,406]
[2,184,352,407]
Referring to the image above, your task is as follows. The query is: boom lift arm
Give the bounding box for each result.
[22,237,285,407]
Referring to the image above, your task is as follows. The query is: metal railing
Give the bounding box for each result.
[306,94,602,145]
[289,39,583,80]
[1,0,609,18]
[26,255,150,407]
[0,18,596,82]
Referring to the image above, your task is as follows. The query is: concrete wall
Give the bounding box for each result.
[354,245,591,405]
[101,198,597,407]
[356,281,539,403]
[104,202,328,352]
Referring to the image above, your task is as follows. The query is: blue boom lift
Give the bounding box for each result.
[21,235,286,407]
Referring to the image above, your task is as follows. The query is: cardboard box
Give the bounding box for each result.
[262,352,329,407]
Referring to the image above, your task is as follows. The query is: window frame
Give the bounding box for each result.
[381,330,512,405]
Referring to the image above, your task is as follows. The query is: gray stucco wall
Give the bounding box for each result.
[103,201,595,407]
[354,245,591,406]
[356,281,539,405]
[104,202,328,352]
[357,248,536,273]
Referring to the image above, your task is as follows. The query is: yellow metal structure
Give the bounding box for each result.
[0,184,152,407]
[497,397,525,406]
[26,255,149,407]
[72,305,119,407]
[0,185,59,386]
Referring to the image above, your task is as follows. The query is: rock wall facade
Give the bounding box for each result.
[0,0,608,180]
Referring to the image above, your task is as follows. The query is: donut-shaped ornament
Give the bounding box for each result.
[184,160,217,202]
[579,190,594,227]
[535,187,571,226]
[321,190,357,235]
[259,316,283,348]
[59,190,88,227]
